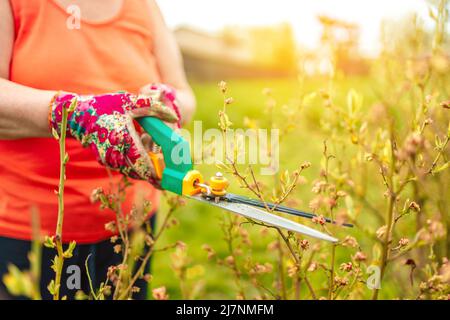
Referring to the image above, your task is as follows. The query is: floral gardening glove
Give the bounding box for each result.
[139,84,181,127]
[49,91,180,183]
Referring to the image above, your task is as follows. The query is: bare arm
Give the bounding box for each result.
[146,0,196,123]
[0,0,55,139]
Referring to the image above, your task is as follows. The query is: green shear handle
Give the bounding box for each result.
[137,117,201,195]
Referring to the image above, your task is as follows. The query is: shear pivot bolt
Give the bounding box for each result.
[209,172,229,198]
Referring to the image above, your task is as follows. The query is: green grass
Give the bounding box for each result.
[151,77,402,299]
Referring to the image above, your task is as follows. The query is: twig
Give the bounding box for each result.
[372,129,397,300]
[328,244,337,300]
[52,102,70,300]
[85,254,98,300]
[117,203,178,300]
[428,135,449,175]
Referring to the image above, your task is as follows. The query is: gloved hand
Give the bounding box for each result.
[139,84,181,127]
[49,90,180,183]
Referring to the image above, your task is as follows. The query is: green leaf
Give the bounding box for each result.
[435,134,442,147]
[186,265,205,280]
[347,89,363,115]
[372,243,383,264]
[75,290,89,300]
[280,169,290,184]
[43,236,56,249]
[2,264,33,297]
[68,98,78,112]
[345,195,356,220]
[64,153,69,164]
[63,241,77,259]
[223,113,233,128]
[51,255,60,273]
[47,280,56,295]
[51,128,59,140]
[428,6,437,21]
[433,161,449,174]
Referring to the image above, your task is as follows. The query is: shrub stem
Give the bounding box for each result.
[53,105,69,300]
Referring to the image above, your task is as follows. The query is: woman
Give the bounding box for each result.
[0,0,195,299]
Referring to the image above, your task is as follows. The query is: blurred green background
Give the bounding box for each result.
[151,1,449,300]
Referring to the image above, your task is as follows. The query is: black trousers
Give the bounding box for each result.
[0,216,155,300]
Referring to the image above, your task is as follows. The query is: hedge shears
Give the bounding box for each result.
[138,117,352,243]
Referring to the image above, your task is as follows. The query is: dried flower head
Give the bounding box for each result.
[340,262,353,272]
[409,201,421,212]
[376,225,387,240]
[113,244,122,254]
[419,220,446,244]
[252,263,273,275]
[440,100,450,109]
[225,256,235,266]
[218,81,227,93]
[312,181,327,194]
[202,244,216,260]
[309,197,323,211]
[308,262,318,272]
[260,227,270,237]
[152,286,169,300]
[239,227,249,239]
[287,265,299,278]
[104,221,117,233]
[90,187,105,203]
[145,235,154,246]
[176,241,187,251]
[342,236,359,248]
[107,266,118,281]
[403,133,425,158]
[398,238,409,247]
[267,240,280,251]
[439,259,450,283]
[131,286,141,293]
[353,251,367,262]
[336,190,347,198]
[102,285,112,297]
[169,217,179,227]
[312,215,326,225]
[326,197,337,209]
[225,97,234,105]
[143,273,153,283]
[299,239,310,250]
[334,276,349,287]
[301,162,311,170]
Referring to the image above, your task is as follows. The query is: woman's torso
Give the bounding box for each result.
[0,0,161,243]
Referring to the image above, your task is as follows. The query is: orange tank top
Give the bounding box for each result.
[0,0,161,243]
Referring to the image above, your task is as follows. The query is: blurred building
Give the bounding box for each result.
[303,15,370,76]
[174,24,297,80]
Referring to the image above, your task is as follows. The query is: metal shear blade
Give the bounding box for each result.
[223,193,354,228]
[189,195,338,243]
